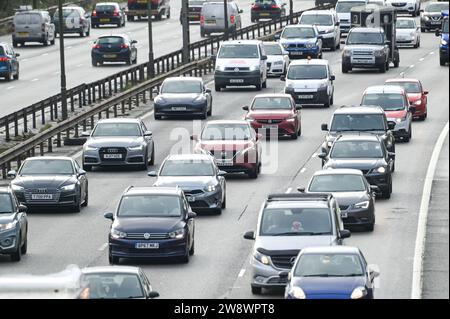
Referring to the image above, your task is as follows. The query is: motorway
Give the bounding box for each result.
[0,0,311,118]
[0,1,449,299]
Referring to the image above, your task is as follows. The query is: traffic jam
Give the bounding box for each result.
[0,0,448,300]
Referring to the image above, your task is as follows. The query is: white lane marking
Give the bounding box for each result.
[76,64,83,67]
[410,64,415,68]
[238,269,246,278]
[66,46,72,49]
[22,58,29,62]
[54,71,60,75]
[98,243,108,251]
[311,153,318,158]
[300,167,306,173]
[429,51,434,55]
[411,121,449,299]
[6,86,15,90]
[286,187,292,193]
[31,78,39,82]
[41,53,49,56]
[419,58,424,62]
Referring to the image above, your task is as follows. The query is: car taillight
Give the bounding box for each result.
[92,10,97,17]
[230,15,235,24]
[92,44,101,49]
[114,10,119,16]
[121,44,129,49]
[271,5,280,9]
[0,57,9,62]
[200,15,204,24]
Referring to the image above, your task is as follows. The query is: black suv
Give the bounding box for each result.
[319,134,395,199]
[321,105,396,157]
[0,187,28,262]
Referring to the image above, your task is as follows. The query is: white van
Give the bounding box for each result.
[335,0,368,34]
[214,40,268,91]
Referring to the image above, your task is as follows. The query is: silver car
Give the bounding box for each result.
[200,1,243,37]
[82,118,155,171]
[12,10,56,47]
[396,17,421,48]
[243,193,351,295]
[263,42,290,76]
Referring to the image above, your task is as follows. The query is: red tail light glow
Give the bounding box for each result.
[0,57,9,62]
[200,15,204,24]
[92,44,101,49]
[271,5,280,9]
[121,44,129,49]
[92,10,97,17]
[230,15,235,24]
[114,10,119,16]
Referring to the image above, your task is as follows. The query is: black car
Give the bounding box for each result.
[153,77,213,120]
[8,157,89,212]
[104,186,196,264]
[91,2,126,28]
[300,169,377,231]
[321,105,396,158]
[0,187,28,262]
[319,135,395,199]
[149,154,226,214]
[251,0,287,23]
[91,35,138,66]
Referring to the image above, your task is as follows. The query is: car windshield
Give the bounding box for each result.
[385,82,421,93]
[335,1,366,13]
[361,93,405,111]
[118,195,181,217]
[260,207,332,236]
[255,0,278,4]
[347,32,383,45]
[160,159,215,176]
[282,27,316,39]
[92,123,141,137]
[264,44,283,55]
[443,19,449,33]
[252,97,292,110]
[288,65,327,80]
[294,253,364,277]
[299,14,333,26]
[396,19,416,29]
[161,81,202,94]
[201,124,252,140]
[19,159,74,175]
[218,44,259,59]
[309,174,366,192]
[97,37,124,45]
[426,3,449,13]
[0,194,13,213]
[330,114,385,131]
[331,141,384,158]
[82,273,144,299]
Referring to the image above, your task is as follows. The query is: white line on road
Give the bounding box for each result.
[286,187,292,193]
[76,64,83,68]
[41,53,49,56]
[98,243,108,251]
[6,86,15,90]
[419,58,425,62]
[300,167,306,173]
[66,46,72,49]
[31,78,39,82]
[238,269,246,278]
[410,64,415,68]
[429,51,435,55]
[411,121,449,299]
[22,59,29,62]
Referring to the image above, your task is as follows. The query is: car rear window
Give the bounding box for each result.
[282,27,316,39]
[95,5,116,12]
[299,14,333,26]
[14,13,42,25]
[385,82,421,93]
[97,37,125,45]
[252,97,292,110]
[294,253,364,277]
[361,93,406,111]
[263,44,283,55]
[203,3,226,16]
[330,114,385,131]
[331,141,384,159]
[309,174,366,192]
[118,195,182,217]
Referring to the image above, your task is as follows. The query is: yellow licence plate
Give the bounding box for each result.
[100,18,110,22]
[18,32,29,37]
[260,13,270,16]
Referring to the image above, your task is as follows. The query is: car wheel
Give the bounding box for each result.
[21,234,28,254]
[207,103,212,116]
[149,145,155,166]
[255,81,262,91]
[13,68,19,80]
[86,28,90,37]
[127,15,135,22]
[262,78,267,89]
[366,223,375,232]
[13,41,18,48]
[330,40,336,52]
[221,194,226,209]
[81,187,88,207]
[189,239,195,256]
[43,37,49,46]
[379,62,386,73]
[141,156,149,171]
[382,180,392,199]
[249,165,258,179]
[83,164,92,171]
[154,114,162,120]
[215,84,221,92]
[180,246,190,263]
[330,93,334,105]
[298,124,302,136]
[80,29,85,37]
[127,55,133,65]
[440,57,446,66]
[92,59,98,67]
[10,237,21,262]
[251,286,262,295]
[109,250,119,265]
[342,64,350,73]
[291,131,298,139]
[386,60,390,71]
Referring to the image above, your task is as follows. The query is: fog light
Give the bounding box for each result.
[2,238,12,246]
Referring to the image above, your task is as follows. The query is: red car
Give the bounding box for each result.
[384,78,428,121]
[243,94,302,139]
[192,120,262,178]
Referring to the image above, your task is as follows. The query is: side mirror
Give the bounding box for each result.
[239,9,243,14]
[424,91,429,95]
[218,170,227,176]
[190,134,198,141]
[187,212,197,219]
[335,21,340,26]
[152,89,159,95]
[280,75,286,81]
[243,231,255,240]
[104,212,114,220]
[330,75,335,81]
[282,50,289,55]
[369,269,380,279]
[78,169,87,176]
[388,151,396,159]
[242,106,249,111]
[81,131,91,137]
[339,229,351,239]
[261,55,268,61]
[340,39,346,45]
[147,171,157,177]
[144,130,153,137]
[387,122,396,130]
[297,187,306,193]
[147,291,160,299]
[210,54,217,61]
[131,40,137,44]
[295,105,302,110]
[256,133,263,141]
[15,53,20,57]
[321,123,328,131]
[205,88,212,94]
[317,152,327,159]
[18,204,27,213]
[279,271,290,279]
[7,170,17,179]
[370,185,380,193]
[435,29,441,37]
[409,106,416,114]
[274,34,281,40]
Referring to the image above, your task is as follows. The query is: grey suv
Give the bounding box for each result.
[54,6,91,37]
[12,10,56,47]
[82,119,155,171]
[243,193,351,295]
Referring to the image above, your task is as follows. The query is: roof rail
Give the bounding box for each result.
[124,185,134,193]
[267,193,333,202]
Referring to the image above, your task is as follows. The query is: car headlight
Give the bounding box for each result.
[343,49,352,57]
[84,145,99,151]
[60,184,76,191]
[351,286,368,299]
[373,50,384,57]
[324,28,334,34]
[273,60,283,65]
[318,82,327,89]
[285,114,297,122]
[111,229,127,239]
[442,39,448,46]
[395,117,406,123]
[169,228,185,239]
[0,221,17,232]
[205,184,217,192]
[215,65,226,71]
[376,166,386,174]
[289,286,306,299]
[154,96,167,104]
[410,32,416,37]
[423,16,430,21]
[254,250,270,265]
[305,43,315,49]
[11,185,24,192]
[249,65,260,72]
[354,201,370,209]
[128,145,144,151]
[414,99,422,106]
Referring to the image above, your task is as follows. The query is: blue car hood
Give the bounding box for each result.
[292,276,366,297]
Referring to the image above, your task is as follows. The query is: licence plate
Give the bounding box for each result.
[291,52,303,56]
[260,13,270,16]
[298,95,313,99]
[431,21,441,25]
[31,194,53,200]
[100,18,110,22]
[341,212,348,219]
[172,106,187,111]
[230,79,244,83]
[103,54,117,58]
[18,32,29,37]
[103,154,122,159]
[216,159,234,166]
[136,243,159,249]
[262,125,278,130]
[138,0,147,3]
[187,196,196,202]
[205,19,216,24]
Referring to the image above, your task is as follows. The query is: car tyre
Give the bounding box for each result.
[83,164,92,171]
[251,286,262,295]
[72,199,82,213]
[149,145,155,166]
[249,165,259,179]
[379,62,386,73]
[81,188,88,207]
[215,84,221,92]
[221,195,226,209]
[13,68,19,80]
[262,78,267,89]
[21,235,28,254]
[189,240,195,256]
[207,103,212,116]
[92,59,98,67]
[109,250,119,265]
[366,223,375,232]
[10,237,22,262]
[342,64,350,73]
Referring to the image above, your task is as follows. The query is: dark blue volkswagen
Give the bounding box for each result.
[104,186,196,264]
[283,246,379,299]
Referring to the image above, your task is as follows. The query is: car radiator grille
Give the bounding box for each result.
[126,233,169,240]
[271,255,298,269]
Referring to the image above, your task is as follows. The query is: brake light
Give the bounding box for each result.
[92,44,101,49]
[200,15,204,24]
[230,15,235,24]
[92,10,97,17]
[0,57,9,62]
[271,5,280,9]
[121,44,129,49]
[114,10,119,16]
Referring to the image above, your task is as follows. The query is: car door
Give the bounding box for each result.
[203,83,211,109]
[327,65,334,97]
[404,93,413,128]
[259,44,267,81]
[13,195,27,243]
[74,160,87,200]
[7,45,18,74]
[45,12,55,41]
[183,196,195,244]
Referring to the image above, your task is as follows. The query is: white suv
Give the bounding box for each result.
[386,0,420,17]
[298,10,341,51]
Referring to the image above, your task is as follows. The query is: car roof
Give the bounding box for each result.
[97,118,141,124]
[312,169,364,176]
[385,78,420,83]
[124,186,182,196]
[165,153,213,161]
[163,77,202,82]
[263,41,281,46]
[205,120,249,125]
[266,200,330,209]
[96,2,120,5]
[285,24,315,29]
[81,266,141,275]
[265,193,333,209]
[25,156,73,161]
[253,93,292,99]
[334,105,385,114]
[98,34,128,38]
[290,59,329,66]
[364,85,405,94]
[301,246,361,254]
[335,134,381,142]
[301,10,335,15]
[221,40,262,45]
[0,186,12,194]
[350,27,384,33]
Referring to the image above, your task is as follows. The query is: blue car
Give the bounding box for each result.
[437,10,449,66]
[283,246,379,299]
[278,24,323,59]
[0,43,19,81]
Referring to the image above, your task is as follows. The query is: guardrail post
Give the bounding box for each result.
[70,94,75,112]
[128,97,132,110]
[79,90,83,108]
[121,101,125,114]
[56,133,62,148]
[1,165,6,180]
[32,106,37,129]
[40,143,44,156]
[41,104,45,125]
[82,120,87,132]
[16,158,21,171]
[5,122,10,142]
[114,104,118,117]
[48,137,53,153]
[74,124,79,138]
[90,116,94,130]
[106,107,110,119]
[14,114,18,137]
[23,113,28,133]
[120,74,124,91]
[54,100,58,120]
[114,77,118,93]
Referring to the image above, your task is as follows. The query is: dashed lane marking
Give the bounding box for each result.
[31,78,39,82]
[6,86,15,90]
[419,58,424,62]
[238,269,246,278]
[286,187,292,193]
[300,167,306,173]
[98,243,108,251]
[410,64,415,68]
